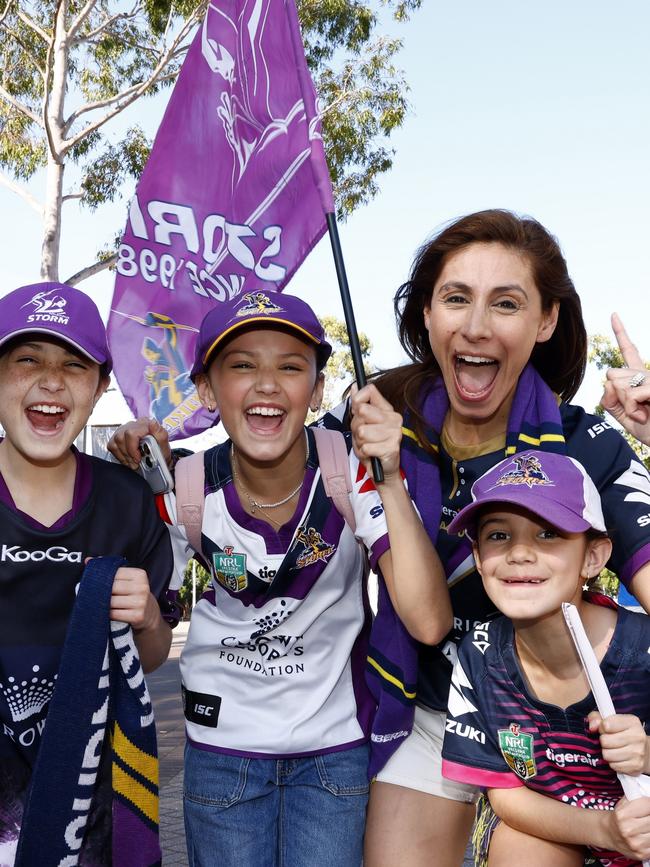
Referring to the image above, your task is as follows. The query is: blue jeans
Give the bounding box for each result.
[183,741,369,866]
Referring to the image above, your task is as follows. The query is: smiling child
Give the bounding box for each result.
[441,450,650,867]
[109,288,452,867]
[0,282,174,864]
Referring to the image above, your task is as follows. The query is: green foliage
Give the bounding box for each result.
[80,125,151,208]
[588,568,618,600]
[311,314,373,415]
[177,559,210,618]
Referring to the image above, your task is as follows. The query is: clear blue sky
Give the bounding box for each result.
[2,0,649,414]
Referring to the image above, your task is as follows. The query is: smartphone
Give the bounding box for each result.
[139,435,174,495]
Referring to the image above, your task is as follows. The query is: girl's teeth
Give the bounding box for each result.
[247,407,283,416]
[30,405,65,414]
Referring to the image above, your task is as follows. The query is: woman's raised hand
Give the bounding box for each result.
[601,314,650,447]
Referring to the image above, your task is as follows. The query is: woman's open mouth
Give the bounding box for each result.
[453,354,500,400]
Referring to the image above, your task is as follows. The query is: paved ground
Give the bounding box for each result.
[148,622,189,866]
[149,622,475,866]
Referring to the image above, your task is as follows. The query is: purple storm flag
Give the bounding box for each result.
[107,0,334,438]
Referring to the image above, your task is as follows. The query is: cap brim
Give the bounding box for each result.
[191,317,331,379]
[0,328,110,370]
[447,490,593,541]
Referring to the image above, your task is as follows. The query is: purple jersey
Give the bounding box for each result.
[442,598,650,867]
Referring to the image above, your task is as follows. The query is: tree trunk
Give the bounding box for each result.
[40,156,64,281]
[40,0,69,282]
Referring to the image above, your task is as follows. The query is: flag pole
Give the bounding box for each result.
[326,213,384,483]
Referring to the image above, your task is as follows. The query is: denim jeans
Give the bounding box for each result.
[183,741,369,866]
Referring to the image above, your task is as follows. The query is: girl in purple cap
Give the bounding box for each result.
[338,210,650,867]
[0,282,175,864]
[441,449,650,867]
[109,290,452,867]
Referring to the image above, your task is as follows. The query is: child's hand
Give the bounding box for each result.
[350,384,403,482]
[604,795,650,861]
[108,417,171,471]
[110,567,160,633]
[588,711,650,775]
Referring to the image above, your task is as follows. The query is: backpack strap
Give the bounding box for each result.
[175,452,205,553]
[312,428,356,534]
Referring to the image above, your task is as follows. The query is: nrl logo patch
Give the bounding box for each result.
[498,722,537,780]
[493,455,553,490]
[294,526,335,569]
[235,292,283,318]
[213,546,248,592]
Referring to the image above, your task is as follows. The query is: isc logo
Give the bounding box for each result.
[194,704,214,717]
[182,686,221,728]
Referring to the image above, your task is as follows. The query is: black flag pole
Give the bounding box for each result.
[326,213,384,483]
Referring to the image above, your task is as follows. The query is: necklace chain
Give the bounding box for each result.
[231,437,307,517]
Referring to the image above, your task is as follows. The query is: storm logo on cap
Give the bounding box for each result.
[235,292,283,317]
[21,289,69,325]
[494,455,553,489]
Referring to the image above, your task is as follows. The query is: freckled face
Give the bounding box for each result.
[474,507,609,623]
[0,338,107,467]
[195,328,324,465]
[424,243,558,439]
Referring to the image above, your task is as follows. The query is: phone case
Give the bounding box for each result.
[139,435,174,495]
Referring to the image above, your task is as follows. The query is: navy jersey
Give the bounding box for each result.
[442,601,650,867]
[163,429,391,757]
[0,451,174,866]
[417,403,650,710]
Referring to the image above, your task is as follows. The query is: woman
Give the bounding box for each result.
[351,210,650,867]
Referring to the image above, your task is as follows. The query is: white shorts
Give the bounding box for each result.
[374,706,479,803]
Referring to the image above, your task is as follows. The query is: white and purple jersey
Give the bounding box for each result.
[163,428,391,758]
[442,598,650,867]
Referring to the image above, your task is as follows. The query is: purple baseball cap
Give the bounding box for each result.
[0,282,112,374]
[190,290,332,379]
[447,451,606,542]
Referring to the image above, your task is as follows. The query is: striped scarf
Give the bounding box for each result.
[16,557,161,867]
[366,363,566,777]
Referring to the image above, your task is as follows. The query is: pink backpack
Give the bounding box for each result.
[175,428,356,554]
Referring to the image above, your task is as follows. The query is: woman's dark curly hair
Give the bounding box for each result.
[373,209,587,447]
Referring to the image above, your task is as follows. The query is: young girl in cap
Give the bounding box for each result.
[110,289,452,867]
[442,449,650,866]
[0,282,175,864]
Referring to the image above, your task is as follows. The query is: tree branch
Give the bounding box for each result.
[62,9,204,153]
[0,84,43,126]
[3,25,46,75]
[16,9,49,43]
[64,71,176,131]
[0,0,14,28]
[61,191,83,202]
[42,0,65,161]
[65,253,117,285]
[67,0,97,41]
[72,4,139,44]
[0,170,43,214]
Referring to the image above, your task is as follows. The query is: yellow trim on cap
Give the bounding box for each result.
[202,316,321,365]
